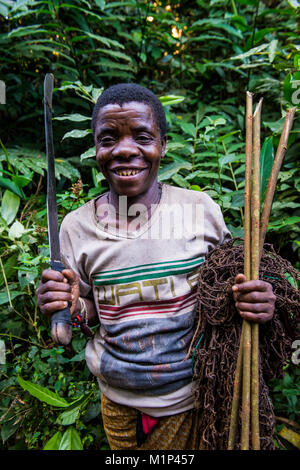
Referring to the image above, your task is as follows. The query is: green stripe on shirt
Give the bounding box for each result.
[94,263,204,286]
[93,255,205,281]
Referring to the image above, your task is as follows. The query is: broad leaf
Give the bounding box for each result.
[80,146,96,161]
[43,432,63,450]
[158,162,192,182]
[57,406,81,426]
[0,176,24,198]
[0,190,20,225]
[62,129,92,140]
[17,377,70,408]
[0,287,23,306]
[8,220,25,239]
[159,95,185,106]
[58,427,83,450]
[54,114,91,122]
[260,136,274,202]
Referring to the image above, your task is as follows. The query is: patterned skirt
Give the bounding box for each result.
[101,393,201,450]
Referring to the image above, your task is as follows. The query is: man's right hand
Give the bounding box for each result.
[36,269,80,318]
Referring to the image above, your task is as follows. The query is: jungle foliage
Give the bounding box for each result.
[0,0,299,450]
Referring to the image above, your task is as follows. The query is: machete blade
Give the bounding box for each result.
[44,73,61,263]
[44,73,72,345]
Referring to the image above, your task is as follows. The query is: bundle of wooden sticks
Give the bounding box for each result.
[227,92,297,450]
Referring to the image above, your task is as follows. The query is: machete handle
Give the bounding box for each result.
[50,260,73,346]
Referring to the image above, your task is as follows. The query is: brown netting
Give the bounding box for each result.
[188,238,300,450]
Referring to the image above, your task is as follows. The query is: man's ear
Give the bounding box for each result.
[161,135,167,158]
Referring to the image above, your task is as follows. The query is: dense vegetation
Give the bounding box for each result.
[0,0,299,450]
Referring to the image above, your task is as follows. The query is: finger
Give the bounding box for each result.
[41,269,65,284]
[232,274,247,301]
[36,279,71,296]
[238,311,273,324]
[233,273,247,285]
[232,280,272,294]
[40,291,73,306]
[42,280,71,292]
[62,269,78,285]
[41,300,70,317]
[236,301,271,314]
[236,291,274,304]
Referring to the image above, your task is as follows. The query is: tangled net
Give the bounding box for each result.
[188,239,300,450]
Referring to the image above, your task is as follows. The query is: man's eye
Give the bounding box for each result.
[136,135,151,143]
[99,136,115,145]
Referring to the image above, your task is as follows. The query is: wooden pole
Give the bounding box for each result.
[251,97,263,450]
[244,91,253,282]
[227,321,244,449]
[240,91,254,450]
[228,91,253,450]
[227,100,296,451]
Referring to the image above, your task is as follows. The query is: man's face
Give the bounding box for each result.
[94,101,166,198]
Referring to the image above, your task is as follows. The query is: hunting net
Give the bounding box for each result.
[188,239,300,450]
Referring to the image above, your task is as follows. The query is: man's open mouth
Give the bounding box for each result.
[110,168,147,177]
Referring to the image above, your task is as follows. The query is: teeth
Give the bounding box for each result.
[115,169,141,176]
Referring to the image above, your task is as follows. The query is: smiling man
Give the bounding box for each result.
[36,83,276,450]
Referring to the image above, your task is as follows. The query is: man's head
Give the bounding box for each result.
[92,83,167,140]
[92,84,167,198]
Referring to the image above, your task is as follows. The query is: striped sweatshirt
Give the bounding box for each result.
[59,184,231,417]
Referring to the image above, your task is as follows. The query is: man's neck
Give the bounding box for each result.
[108,180,162,215]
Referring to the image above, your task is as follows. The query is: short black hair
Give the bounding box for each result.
[91,83,167,139]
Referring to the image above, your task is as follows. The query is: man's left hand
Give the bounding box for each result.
[232,273,276,324]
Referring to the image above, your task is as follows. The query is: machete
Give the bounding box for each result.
[44,73,72,345]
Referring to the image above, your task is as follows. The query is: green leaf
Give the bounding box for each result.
[17,377,70,408]
[159,95,185,106]
[80,146,96,161]
[189,185,202,191]
[62,129,92,140]
[0,176,24,198]
[171,173,189,188]
[230,43,269,61]
[95,0,106,9]
[268,216,300,231]
[18,268,38,289]
[0,418,19,443]
[178,122,196,137]
[8,220,25,239]
[219,153,239,167]
[231,191,245,208]
[268,39,278,63]
[286,0,299,8]
[58,427,83,450]
[7,25,48,38]
[12,173,33,188]
[0,190,20,225]
[158,162,192,182]
[191,18,243,39]
[0,287,23,306]
[260,136,274,202]
[57,406,81,426]
[0,254,18,287]
[54,159,80,181]
[43,432,63,450]
[54,114,91,122]
[185,171,233,182]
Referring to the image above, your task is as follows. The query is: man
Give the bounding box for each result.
[36,83,275,450]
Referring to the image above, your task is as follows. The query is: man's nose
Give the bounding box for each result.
[111,137,139,159]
